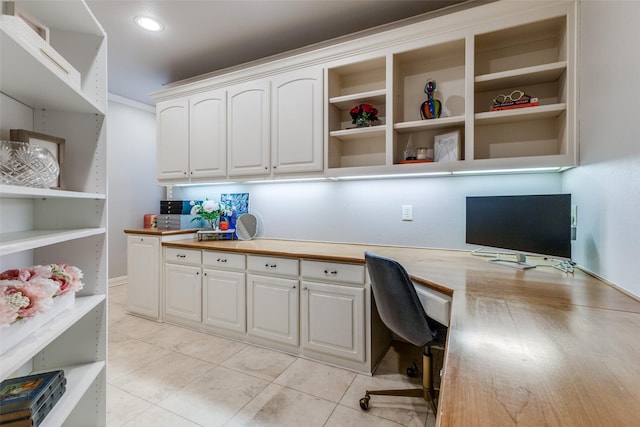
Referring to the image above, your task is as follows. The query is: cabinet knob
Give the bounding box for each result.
[292,285,296,289]
[196,271,200,276]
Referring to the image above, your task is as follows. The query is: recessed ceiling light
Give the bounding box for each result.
[134,16,163,32]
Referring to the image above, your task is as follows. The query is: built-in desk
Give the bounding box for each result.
[161,238,640,426]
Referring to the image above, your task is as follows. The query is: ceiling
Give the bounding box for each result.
[86,1,472,106]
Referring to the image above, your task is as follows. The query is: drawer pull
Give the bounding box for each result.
[177,254,186,258]
[265,263,277,269]
[324,269,338,276]
[217,258,227,263]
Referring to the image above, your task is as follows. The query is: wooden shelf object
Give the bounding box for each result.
[0,1,108,424]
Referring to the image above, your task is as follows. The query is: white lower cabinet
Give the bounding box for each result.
[164,248,202,326]
[203,269,245,333]
[127,235,160,319]
[247,273,299,348]
[160,248,385,373]
[301,280,365,362]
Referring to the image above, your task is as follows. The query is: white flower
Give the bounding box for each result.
[190,200,195,206]
[190,206,199,215]
[202,200,218,213]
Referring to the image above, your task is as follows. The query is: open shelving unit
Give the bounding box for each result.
[0,1,108,425]
[323,1,576,178]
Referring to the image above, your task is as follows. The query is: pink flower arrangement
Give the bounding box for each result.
[0,264,84,327]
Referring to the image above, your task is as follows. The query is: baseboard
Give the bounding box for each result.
[109,276,128,288]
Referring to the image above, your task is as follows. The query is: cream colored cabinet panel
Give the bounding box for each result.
[203,268,246,333]
[301,281,365,362]
[228,81,271,176]
[164,263,202,324]
[127,235,160,320]
[271,69,323,174]
[189,90,227,179]
[157,99,189,181]
[247,273,299,347]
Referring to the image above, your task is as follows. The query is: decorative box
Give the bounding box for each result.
[0,14,81,91]
[0,293,75,355]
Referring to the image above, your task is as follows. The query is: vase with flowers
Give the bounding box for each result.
[190,199,235,231]
[350,103,379,128]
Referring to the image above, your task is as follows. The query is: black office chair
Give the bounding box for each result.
[361,251,447,414]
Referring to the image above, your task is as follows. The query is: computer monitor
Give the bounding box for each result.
[466,194,572,269]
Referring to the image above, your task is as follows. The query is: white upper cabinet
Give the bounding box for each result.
[157,99,189,181]
[157,89,227,182]
[190,89,227,179]
[228,81,271,177]
[271,68,324,174]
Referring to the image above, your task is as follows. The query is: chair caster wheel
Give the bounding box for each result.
[359,396,370,410]
[407,365,418,378]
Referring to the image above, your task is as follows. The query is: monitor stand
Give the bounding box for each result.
[489,253,536,270]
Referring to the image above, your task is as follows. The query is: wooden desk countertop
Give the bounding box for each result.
[162,238,640,426]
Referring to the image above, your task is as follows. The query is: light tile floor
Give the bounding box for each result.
[107,285,436,427]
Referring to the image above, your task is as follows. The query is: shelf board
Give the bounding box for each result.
[475,103,566,125]
[329,89,386,110]
[394,115,465,133]
[0,295,105,379]
[329,125,386,142]
[0,22,105,114]
[39,362,106,427]
[474,61,567,92]
[0,228,106,256]
[0,185,105,200]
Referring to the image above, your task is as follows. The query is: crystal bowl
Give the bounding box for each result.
[0,140,59,188]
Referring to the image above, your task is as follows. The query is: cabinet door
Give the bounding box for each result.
[247,274,298,347]
[301,281,365,362]
[190,90,227,179]
[164,263,201,323]
[127,235,160,319]
[203,268,245,333]
[157,99,189,181]
[271,68,323,174]
[228,81,271,176]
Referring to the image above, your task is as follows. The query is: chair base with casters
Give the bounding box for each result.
[359,342,444,414]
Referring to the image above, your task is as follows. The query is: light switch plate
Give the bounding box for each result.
[402,205,413,221]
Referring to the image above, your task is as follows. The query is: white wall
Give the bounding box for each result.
[175,173,563,250]
[562,0,640,297]
[107,96,163,280]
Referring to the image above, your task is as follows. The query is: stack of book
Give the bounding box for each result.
[491,97,539,111]
[0,371,66,427]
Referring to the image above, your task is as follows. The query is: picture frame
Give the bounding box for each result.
[10,129,65,189]
[434,130,462,162]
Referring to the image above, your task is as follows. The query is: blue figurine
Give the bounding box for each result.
[420,79,442,119]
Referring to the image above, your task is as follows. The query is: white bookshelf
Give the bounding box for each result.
[0,1,108,425]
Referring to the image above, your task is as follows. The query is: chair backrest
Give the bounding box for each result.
[365,251,440,347]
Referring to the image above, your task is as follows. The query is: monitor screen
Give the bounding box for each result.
[466,194,571,260]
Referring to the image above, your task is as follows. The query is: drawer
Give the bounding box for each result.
[165,247,201,265]
[413,285,451,327]
[301,260,365,285]
[247,255,299,278]
[202,251,246,271]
